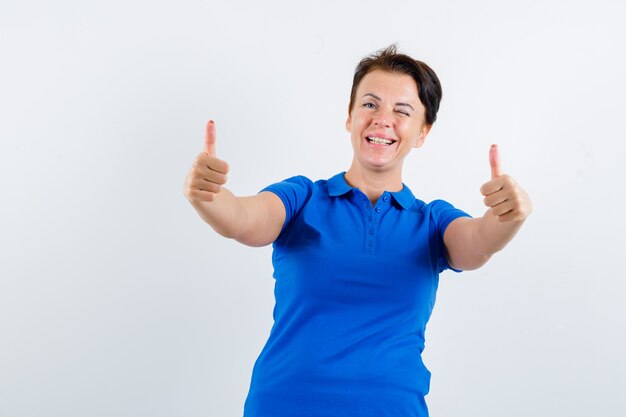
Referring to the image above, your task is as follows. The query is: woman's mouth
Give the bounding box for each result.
[366,136,396,146]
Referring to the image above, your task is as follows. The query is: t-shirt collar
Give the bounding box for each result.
[328,172,415,210]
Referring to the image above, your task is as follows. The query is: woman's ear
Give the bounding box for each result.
[414,124,432,148]
[345,103,353,132]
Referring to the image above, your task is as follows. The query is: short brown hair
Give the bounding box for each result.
[348,44,443,125]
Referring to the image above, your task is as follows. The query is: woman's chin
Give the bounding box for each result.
[356,156,398,171]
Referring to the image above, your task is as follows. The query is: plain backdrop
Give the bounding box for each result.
[1,1,625,416]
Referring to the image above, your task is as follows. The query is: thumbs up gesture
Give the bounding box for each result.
[184,120,230,203]
[479,144,532,222]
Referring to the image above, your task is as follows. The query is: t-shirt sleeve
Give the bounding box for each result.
[429,199,473,273]
[258,175,314,238]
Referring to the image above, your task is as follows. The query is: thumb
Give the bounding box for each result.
[204,120,216,156]
[489,144,502,179]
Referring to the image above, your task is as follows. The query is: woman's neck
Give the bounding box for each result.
[344,164,403,206]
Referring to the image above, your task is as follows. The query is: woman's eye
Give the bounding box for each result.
[396,110,410,116]
[363,102,376,109]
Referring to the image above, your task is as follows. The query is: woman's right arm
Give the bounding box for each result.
[183,121,285,247]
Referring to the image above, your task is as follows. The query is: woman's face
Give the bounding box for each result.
[345,69,431,173]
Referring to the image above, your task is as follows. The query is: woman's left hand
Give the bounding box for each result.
[479,144,533,222]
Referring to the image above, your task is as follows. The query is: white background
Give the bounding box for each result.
[1,1,625,416]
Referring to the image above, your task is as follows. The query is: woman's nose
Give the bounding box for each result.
[373,116,392,128]
[372,108,393,127]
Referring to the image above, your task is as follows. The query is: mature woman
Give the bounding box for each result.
[184,45,532,417]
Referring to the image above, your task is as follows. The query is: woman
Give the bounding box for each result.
[184,45,532,417]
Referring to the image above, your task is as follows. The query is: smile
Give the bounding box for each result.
[366,136,396,146]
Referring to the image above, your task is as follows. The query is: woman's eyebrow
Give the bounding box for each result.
[363,93,382,101]
[362,93,414,110]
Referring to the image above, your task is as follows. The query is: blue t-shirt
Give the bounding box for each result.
[243,172,471,417]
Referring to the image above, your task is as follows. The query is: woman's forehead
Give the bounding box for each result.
[356,70,421,102]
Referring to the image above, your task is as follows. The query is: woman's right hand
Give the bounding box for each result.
[183,119,285,245]
[184,120,230,204]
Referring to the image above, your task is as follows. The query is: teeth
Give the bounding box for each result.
[367,136,393,145]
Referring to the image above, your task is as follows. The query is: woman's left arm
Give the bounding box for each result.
[443,144,533,271]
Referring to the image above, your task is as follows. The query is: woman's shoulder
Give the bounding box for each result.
[267,172,342,189]
[406,193,465,215]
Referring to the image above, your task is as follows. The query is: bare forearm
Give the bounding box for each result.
[189,187,247,239]
[474,209,525,256]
